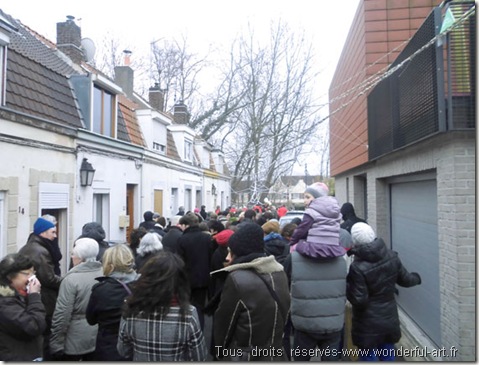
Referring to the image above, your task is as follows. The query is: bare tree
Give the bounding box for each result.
[92,23,327,206]
[150,36,207,112]
[212,21,324,203]
[92,33,150,94]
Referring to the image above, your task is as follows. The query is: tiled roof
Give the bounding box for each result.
[3,11,80,76]
[166,130,181,161]
[5,49,83,128]
[1,8,147,147]
[119,95,146,147]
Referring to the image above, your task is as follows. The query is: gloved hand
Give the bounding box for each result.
[411,272,422,285]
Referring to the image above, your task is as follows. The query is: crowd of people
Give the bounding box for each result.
[0,184,422,361]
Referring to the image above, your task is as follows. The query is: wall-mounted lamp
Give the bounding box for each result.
[135,159,143,169]
[80,158,95,187]
[212,183,217,196]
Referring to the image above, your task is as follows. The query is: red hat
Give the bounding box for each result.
[215,229,235,246]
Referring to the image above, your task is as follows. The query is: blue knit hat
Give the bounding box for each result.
[34,217,55,235]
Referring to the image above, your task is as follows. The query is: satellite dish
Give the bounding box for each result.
[81,38,96,63]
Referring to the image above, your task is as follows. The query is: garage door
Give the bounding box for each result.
[390,179,441,346]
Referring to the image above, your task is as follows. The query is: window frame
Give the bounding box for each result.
[93,85,116,138]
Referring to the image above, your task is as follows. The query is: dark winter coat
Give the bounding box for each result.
[161,226,183,254]
[0,287,46,361]
[347,238,421,349]
[213,255,290,361]
[340,202,366,233]
[177,226,212,289]
[18,234,62,316]
[134,251,160,272]
[263,233,290,265]
[151,225,166,237]
[86,273,138,361]
[208,245,228,300]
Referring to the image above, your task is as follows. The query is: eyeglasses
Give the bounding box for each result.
[19,270,35,277]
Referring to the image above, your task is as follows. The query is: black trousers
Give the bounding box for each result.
[191,287,208,330]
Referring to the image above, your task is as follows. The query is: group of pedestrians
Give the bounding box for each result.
[0,189,422,361]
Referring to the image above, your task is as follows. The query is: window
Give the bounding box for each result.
[93,85,116,137]
[153,142,166,154]
[184,139,193,161]
[93,193,110,240]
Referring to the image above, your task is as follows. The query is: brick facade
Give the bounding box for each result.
[334,132,475,360]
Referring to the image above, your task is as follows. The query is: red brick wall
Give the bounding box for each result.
[329,0,441,176]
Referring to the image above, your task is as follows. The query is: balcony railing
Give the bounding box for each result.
[368,2,476,160]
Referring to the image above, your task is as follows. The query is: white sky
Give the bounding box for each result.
[1,0,361,175]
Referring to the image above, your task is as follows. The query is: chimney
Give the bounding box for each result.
[114,50,134,98]
[56,15,83,64]
[173,102,190,125]
[149,83,165,112]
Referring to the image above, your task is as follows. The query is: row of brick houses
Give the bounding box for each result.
[329,0,475,360]
[0,10,231,273]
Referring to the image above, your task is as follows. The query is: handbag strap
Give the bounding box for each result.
[250,270,287,321]
[114,279,132,296]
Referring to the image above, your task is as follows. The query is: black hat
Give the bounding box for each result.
[228,223,264,257]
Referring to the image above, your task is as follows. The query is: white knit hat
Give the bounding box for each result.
[351,222,375,245]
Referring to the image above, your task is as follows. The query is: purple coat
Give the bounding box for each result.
[292,197,345,258]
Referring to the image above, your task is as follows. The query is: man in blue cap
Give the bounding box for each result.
[19,217,63,360]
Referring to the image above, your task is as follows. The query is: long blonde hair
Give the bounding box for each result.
[102,243,135,276]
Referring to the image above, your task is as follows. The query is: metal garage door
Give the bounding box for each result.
[390,179,441,346]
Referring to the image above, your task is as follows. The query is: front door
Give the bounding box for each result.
[126,185,135,243]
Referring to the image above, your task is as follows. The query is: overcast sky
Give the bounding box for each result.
[1,1,361,175]
[2,0,359,85]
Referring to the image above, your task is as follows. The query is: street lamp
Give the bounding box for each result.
[80,158,95,187]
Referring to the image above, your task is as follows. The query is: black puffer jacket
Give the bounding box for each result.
[0,286,46,361]
[346,238,421,348]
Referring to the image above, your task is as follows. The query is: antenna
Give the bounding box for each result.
[81,38,96,63]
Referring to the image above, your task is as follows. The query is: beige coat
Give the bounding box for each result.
[50,261,103,355]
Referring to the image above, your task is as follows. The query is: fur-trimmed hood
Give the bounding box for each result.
[0,285,15,297]
[211,255,283,275]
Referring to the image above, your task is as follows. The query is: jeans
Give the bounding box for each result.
[292,329,342,361]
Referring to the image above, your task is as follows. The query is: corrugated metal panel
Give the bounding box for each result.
[390,179,440,346]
